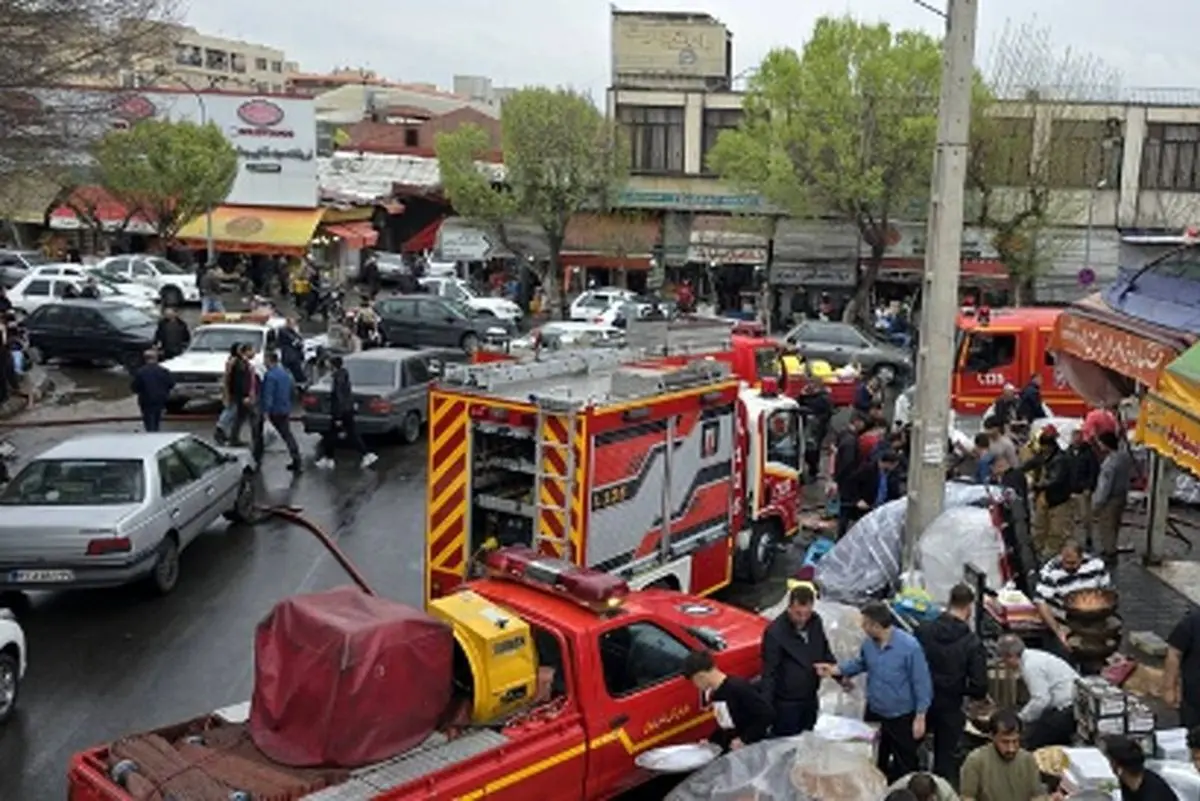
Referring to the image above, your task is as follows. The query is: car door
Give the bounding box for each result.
[130,258,157,287]
[18,278,52,312]
[173,437,238,529]
[27,304,73,354]
[72,308,118,361]
[417,298,458,346]
[377,298,418,346]
[155,445,207,546]
[399,356,431,419]
[102,257,134,282]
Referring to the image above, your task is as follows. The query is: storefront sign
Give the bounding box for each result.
[770,263,856,287]
[1054,313,1176,388]
[617,189,765,212]
[690,245,767,264]
[1139,392,1200,477]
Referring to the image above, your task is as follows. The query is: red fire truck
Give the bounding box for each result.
[426,345,804,605]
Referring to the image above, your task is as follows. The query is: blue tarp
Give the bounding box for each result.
[1105,265,1200,335]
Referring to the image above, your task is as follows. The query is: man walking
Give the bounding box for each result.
[256,351,302,472]
[315,355,377,469]
[130,349,174,432]
[760,584,835,736]
[227,344,260,452]
[1066,429,1099,549]
[277,317,307,386]
[822,601,933,782]
[1093,430,1132,563]
[917,583,989,786]
[153,306,191,360]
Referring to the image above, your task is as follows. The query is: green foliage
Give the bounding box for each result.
[93,119,237,239]
[708,16,943,318]
[436,87,625,316]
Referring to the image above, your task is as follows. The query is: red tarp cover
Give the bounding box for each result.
[248,586,454,768]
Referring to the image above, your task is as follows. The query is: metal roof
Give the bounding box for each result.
[317,152,505,203]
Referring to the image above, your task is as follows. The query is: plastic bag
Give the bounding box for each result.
[789,731,888,801]
[665,738,812,801]
[918,506,1005,603]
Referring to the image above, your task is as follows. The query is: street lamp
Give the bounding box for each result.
[1084,178,1108,272]
[159,70,216,265]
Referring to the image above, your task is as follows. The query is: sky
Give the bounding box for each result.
[183,0,1197,100]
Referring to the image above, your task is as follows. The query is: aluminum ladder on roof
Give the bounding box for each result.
[530,397,580,562]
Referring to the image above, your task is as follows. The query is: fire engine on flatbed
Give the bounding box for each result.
[427,322,805,604]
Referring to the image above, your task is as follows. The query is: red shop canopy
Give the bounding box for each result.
[402,217,444,253]
[324,222,379,249]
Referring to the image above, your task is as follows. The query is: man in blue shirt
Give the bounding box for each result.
[256,350,302,472]
[820,601,933,782]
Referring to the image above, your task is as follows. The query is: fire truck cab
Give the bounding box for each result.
[425,344,802,605]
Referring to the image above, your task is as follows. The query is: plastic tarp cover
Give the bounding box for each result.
[918,506,1005,602]
[248,586,454,768]
[666,738,811,801]
[815,484,1002,604]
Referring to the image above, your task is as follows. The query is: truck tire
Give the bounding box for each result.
[0,651,19,723]
[746,522,779,584]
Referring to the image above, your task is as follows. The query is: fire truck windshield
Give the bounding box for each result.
[755,346,782,379]
[766,409,801,470]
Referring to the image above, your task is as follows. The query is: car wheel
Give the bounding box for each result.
[149,536,180,595]
[224,474,256,524]
[0,651,18,723]
[460,332,479,354]
[160,286,183,307]
[745,522,779,584]
[873,363,897,385]
[401,411,421,444]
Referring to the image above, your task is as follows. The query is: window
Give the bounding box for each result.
[101,307,155,329]
[419,299,451,321]
[31,305,71,326]
[1142,124,1200,191]
[157,448,194,495]
[701,109,742,172]
[766,409,801,469]
[1138,246,1200,281]
[617,106,685,174]
[175,44,202,67]
[175,437,223,476]
[23,280,50,296]
[270,60,283,73]
[1046,120,1122,189]
[145,257,186,274]
[101,258,131,277]
[533,625,568,699]
[189,327,259,353]
[255,57,268,71]
[346,358,399,387]
[231,53,247,73]
[809,323,864,347]
[0,459,145,505]
[962,333,1017,372]
[131,262,153,277]
[978,117,1035,185]
[379,298,417,318]
[598,622,690,697]
[403,358,430,386]
[404,128,419,147]
[205,48,229,71]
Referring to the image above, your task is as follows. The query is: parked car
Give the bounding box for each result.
[784,319,913,384]
[568,287,636,321]
[0,607,24,723]
[0,433,255,595]
[301,347,467,442]
[512,321,626,352]
[93,255,200,306]
[418,276,522,322]
[24,301,158,370]
[374,294,512,353]
[0,249,48,289]
[373,252,411,284]
[25,264,160,304]
[592,295,677,327]
[8,272,158,316]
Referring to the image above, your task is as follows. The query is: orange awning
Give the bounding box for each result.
[176,205,324,256]
[324,221,379,249]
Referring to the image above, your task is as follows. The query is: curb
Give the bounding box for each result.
[0,369,54,421]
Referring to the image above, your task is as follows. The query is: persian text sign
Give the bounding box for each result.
[1054,313,1175,388]
[1138,393,1200,478]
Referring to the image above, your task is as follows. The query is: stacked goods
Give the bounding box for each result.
[1155,728,1191,762]
[1074,676,1156,744]
[1058,747,1119,796]
[984,589,1041,629]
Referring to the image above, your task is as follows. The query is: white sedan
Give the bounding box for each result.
[7,273,158,315]
[0,608,24,722]
[418,276,522,322]
[94,255,200,306]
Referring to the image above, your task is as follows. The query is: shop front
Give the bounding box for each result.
[175,205,326,258]
[47,186,157,252]
[1138,343,1200,479]
[686,214,768,313]
[560,212,660,295]
[317,206,381,280]
[769,219,859,324]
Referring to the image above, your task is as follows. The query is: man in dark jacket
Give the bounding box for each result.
[1017,374,1045,423]
[130,349,175,432]
[831,414,867,536]
[761,584,835,736]
[226,343,259,448]
[315,355,377,469]
[1066,429,1100,549]
[276,317,307,386]
[1032,427,1073,558]
[850,449,904,518]
[917,583,989,786]
[683,649,774,751]
[153,306,191,360]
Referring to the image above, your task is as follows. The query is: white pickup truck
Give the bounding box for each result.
[418,276,522,322]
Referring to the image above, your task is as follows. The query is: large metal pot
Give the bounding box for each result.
[1063,588,1119,623]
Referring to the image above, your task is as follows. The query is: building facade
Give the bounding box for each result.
[123,23,297,93]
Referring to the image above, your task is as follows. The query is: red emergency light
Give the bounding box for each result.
[761,377,779,397]
[484,547,629,612]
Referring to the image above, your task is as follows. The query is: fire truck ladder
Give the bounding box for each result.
[531,397,581,561]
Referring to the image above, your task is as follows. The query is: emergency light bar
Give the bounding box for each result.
[200,311,274,325]
[484,547,629,612]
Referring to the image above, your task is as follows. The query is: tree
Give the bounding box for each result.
[436,87,625,318]
[0,1,177,168]
[93,118,237,242]
[708,16,942,323]
[969,21,1123,303]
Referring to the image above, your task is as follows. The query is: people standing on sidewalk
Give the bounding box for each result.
[130,350,174,432]
[1066,429,1100,550]
[199,263,224,313]
[820,602,932,782]
[996,635,1078,750]
[256,351,301,472]
[153,307,191,360]
[315,355,377,470]
[959,710,1049,801]
[1164,607,1200,728]
[760,584,834,736]
[1033,539,1111,654]
[917,583,989,786]
[1092,431,1132,564]
[1029,426,1072,558]
[276,317,307,387]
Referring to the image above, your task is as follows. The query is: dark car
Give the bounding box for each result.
[24,300,158,370]
[301,347,467,442]
[374,294,513,353]
[784,319,913,385]
[0,250,48,289]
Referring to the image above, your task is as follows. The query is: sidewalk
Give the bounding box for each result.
[1110,504,1200,641]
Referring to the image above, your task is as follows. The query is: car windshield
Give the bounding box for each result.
[189,327,264,353]
[450,281,478,300]
[580,294,612,309]
[147,258,186,275]
[346,359,397,387]
[19,252,47,266]
[102,306,155,329]
[0,458,145,505]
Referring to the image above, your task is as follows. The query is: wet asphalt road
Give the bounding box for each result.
[0,364,432,800]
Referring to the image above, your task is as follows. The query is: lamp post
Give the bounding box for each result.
[1084,179,1108,272]
[171,75,216,265]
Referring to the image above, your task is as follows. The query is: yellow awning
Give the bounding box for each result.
[1137,371,1200,477]
[176,205,324,256]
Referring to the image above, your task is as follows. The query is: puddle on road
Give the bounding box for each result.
[48,365,133,403]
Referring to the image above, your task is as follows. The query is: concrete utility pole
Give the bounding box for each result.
[904,0,979,572]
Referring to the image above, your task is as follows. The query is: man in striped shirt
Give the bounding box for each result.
[1034,539,1111,654]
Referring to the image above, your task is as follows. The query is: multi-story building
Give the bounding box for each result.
[120,23,297,93]
[452,75,516,108]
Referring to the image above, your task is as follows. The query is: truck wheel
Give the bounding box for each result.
[400,411,422,444]
[460,332,479,353]
[746,523,779,584]
[149,536,180,595]
[0,651,19,723]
